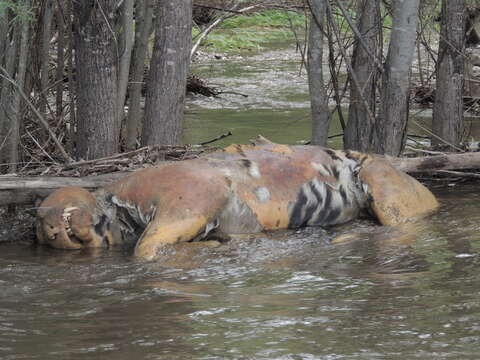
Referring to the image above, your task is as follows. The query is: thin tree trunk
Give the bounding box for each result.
[0,21,16,166]
[0,9,6,159]
[125,0,153,150]
[55,1,65,120]
[73,0,118,160]
[116,0,134,131]
[373,0,420,156]
[0,5,8,66]
[8,0,31,172]
[141,0,192,146]
[65,0,75,154]
[432,0,465,150]
[307,0,330,146]
[344,0,380,152]
[39,0,54,117]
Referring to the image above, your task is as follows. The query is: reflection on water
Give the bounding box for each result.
[1,186,480,359]
[184,108,344,149]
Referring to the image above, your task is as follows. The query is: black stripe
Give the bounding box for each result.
[310,186,332,226]
[325,165,333,176]
[323,186,332,210]
[237,145,247,157]
[288,188,308,229]
[331,165,340,180]
[94,214,108,236]
[344,150,354,160]
[325,149,341,161]
[301,185,320,227]
[339,185,348,205]
[310,182,323,204]
[240,159,252,169]
[324,207,342,225]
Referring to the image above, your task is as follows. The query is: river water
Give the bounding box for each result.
[1,48,480,359]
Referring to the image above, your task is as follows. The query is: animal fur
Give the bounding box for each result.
[36,142,438,260]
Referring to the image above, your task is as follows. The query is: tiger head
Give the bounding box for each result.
[36,187,112,250]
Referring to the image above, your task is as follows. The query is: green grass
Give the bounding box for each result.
[0,0,33,21]
[193,10,306,53]
[219,10,305,29]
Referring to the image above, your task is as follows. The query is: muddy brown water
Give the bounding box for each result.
[1,186,480,359]
[2,47,480,359]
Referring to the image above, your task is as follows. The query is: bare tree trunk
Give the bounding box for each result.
[432,0,466,150]
[141,0,192,146]
[38,0,54,117]
[373,0,420,156]
[125,0,154,150]
[0,6,7,66]
[116,0,134,131]
[344,0,381,152]
[8,0,31,172]
[65,0,75,154]
[0,14,16,166]
[73,0,119,160]
[55,1,65,120]
[307,0,330,146]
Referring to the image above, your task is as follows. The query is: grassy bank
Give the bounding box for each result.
[193,10,306,54]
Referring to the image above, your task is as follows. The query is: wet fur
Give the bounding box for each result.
[36,143,438,260]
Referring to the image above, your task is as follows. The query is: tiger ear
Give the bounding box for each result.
[359,158,439,226]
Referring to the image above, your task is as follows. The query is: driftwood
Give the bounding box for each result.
[1,151,480,207]
[388,152,480,173]
[0,173,124,206]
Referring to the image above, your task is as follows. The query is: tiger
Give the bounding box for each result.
[36,140,438,260]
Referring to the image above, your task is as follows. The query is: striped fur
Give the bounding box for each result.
[36,143,437,260]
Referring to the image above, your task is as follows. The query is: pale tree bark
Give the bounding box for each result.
[0,5,7,66]
[344,0,381,152]
[141,0,192,146]
[73,0,118,160]
[373,0,420,156]
[125,0,154,150]
[116,0,134,129]
[307,0,330,146]
[432,0,466,150]
[55,1,65,120]
[65,0,75,153]
[38,0,54,117]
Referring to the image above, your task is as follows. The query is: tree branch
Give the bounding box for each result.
[0,65,73,164]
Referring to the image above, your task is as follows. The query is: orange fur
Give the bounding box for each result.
[36,143,439,260]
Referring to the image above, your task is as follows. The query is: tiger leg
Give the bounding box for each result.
[134,214,217,260]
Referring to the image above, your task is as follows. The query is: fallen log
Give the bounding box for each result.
[0,173,126,206]
[387,151,480,173]
[1,151,480,207]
